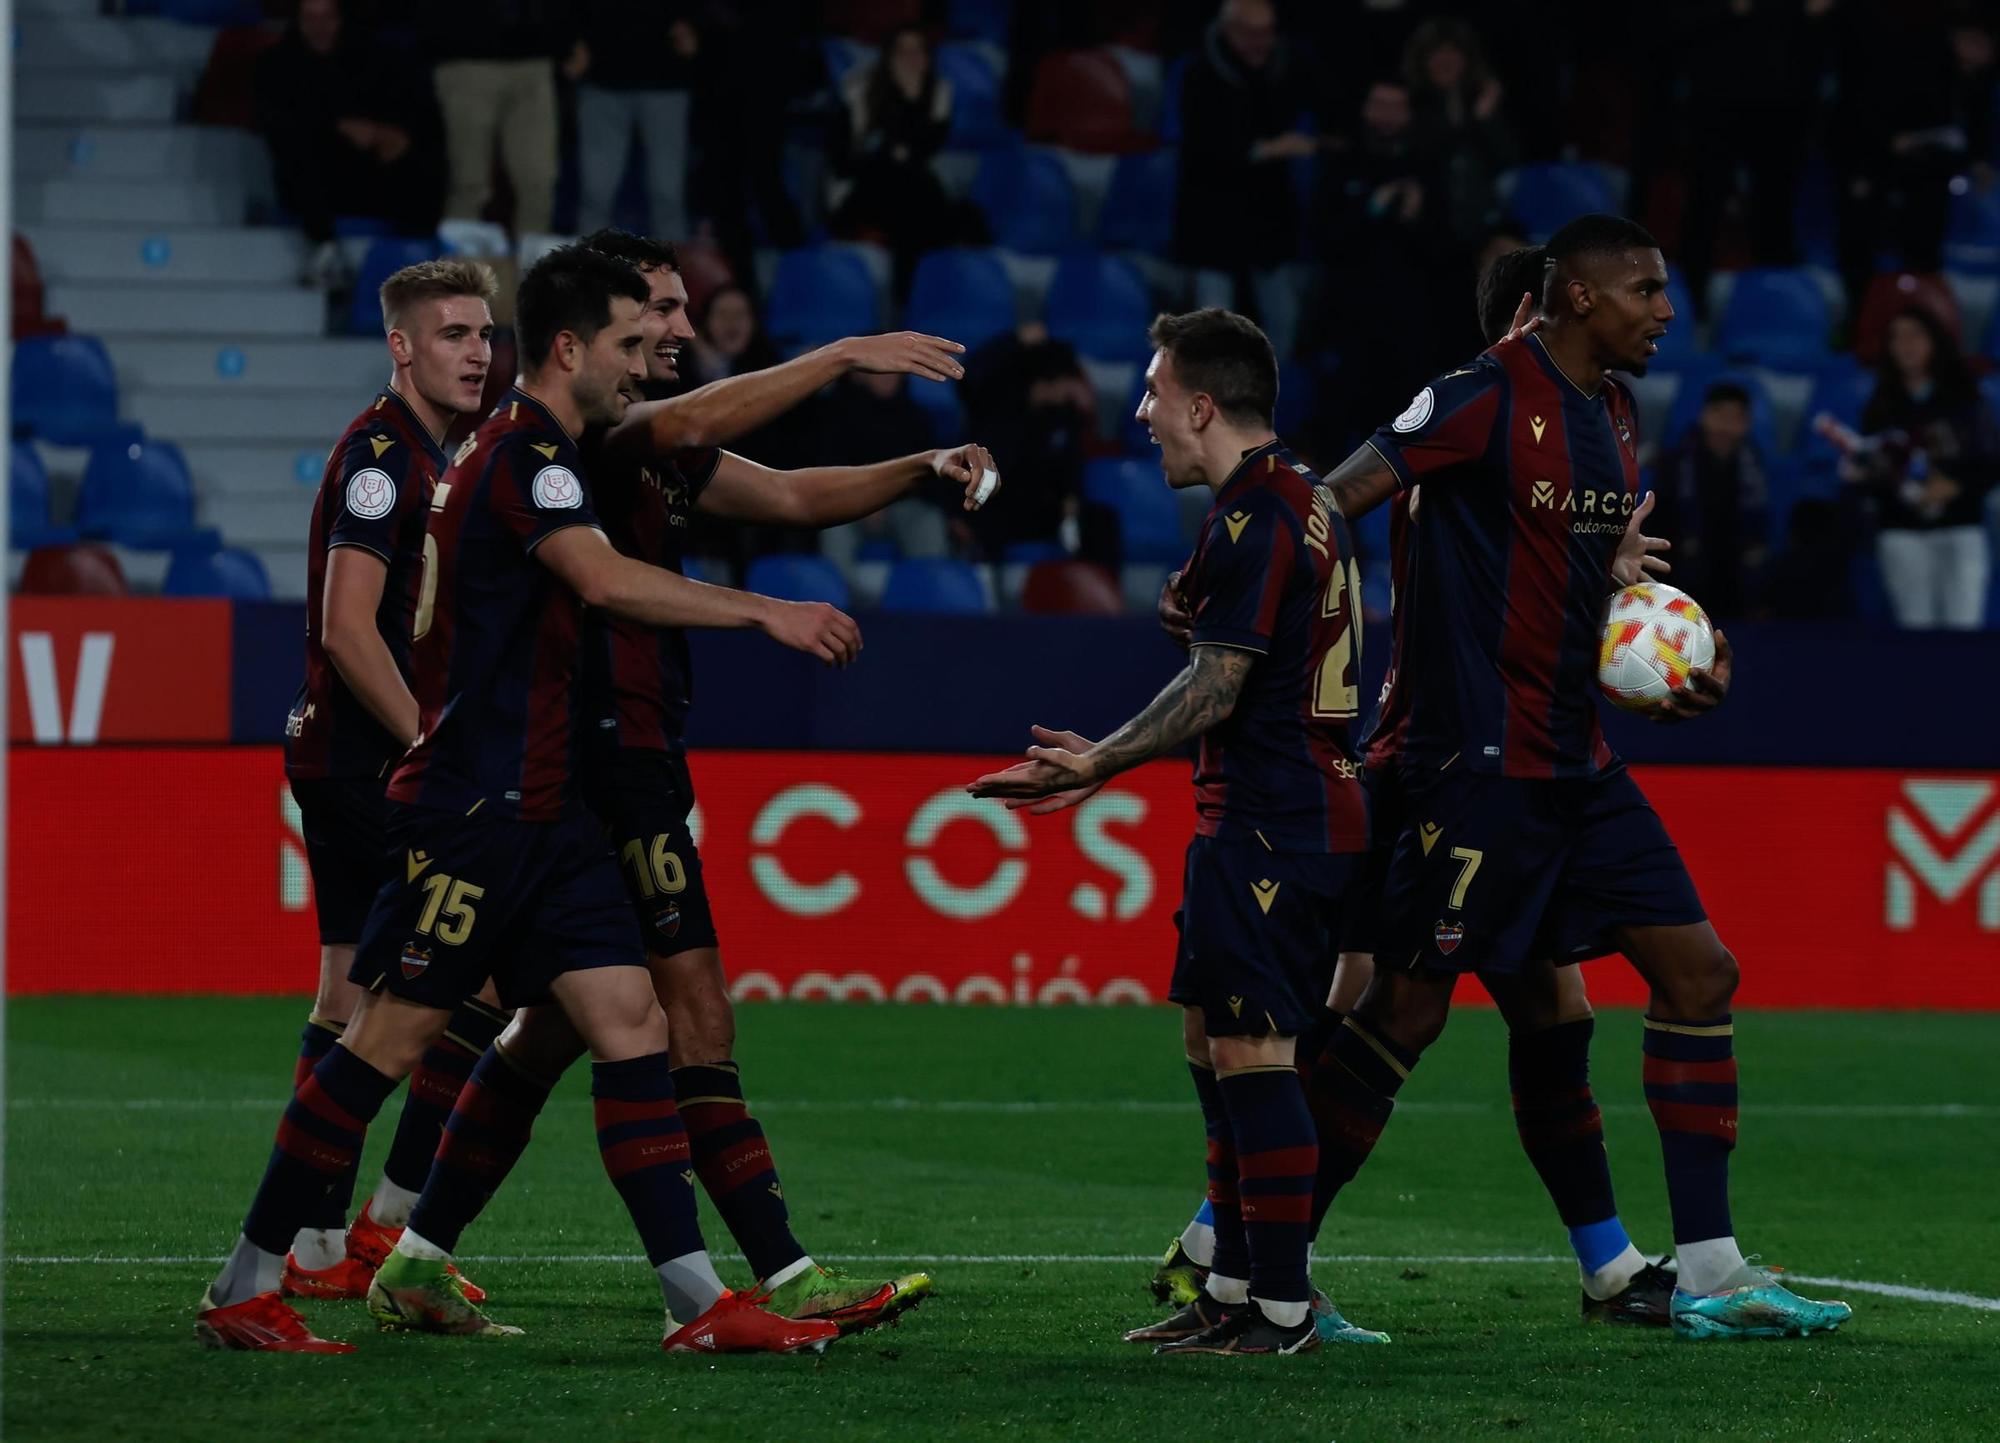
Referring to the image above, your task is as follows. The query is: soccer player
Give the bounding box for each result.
[971,309,1370,1357]
[1307,214,1852,1340]
[1139,245,1677,1327]
[279,258,508,1303]
[361,228,990,1335]
[196,245,857,1355]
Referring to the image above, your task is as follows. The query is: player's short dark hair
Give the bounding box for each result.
[1146,308,1278,425]
[1477,244,1547,345]
[579,227,681,274]
[515,244,651,370]
[378,258,496,334]
[1702,380,1751,410]
[1545,214,1660,270]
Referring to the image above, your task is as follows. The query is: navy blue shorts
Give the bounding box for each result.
[1338,765,1406,957]
[291,775,390,947]
[1379,766,1706,975]
[1169,835,1359,1038]
[349,802,643,1011]
[581,745,719,959]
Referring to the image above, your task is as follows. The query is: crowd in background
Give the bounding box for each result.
[246,0,2000,630]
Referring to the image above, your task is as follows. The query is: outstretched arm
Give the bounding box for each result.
[603,332,965,456]
[1322,441,1401,522]
[967,645,1255,801]
[696,443,999,528]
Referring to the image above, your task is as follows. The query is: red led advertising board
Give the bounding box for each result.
[8,748,1997,1007]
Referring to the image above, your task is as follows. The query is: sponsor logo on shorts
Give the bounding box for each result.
[1228,995,1245,1018]
[654,902,682,938]
[1251,878,1280,915]
[1419,821,1442,855]
[1433,920,1464,956]
[399,942,432,979]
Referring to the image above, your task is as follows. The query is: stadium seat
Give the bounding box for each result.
[906,248,1016,350]
[1650,273,1699,367]
[12,335,119,446]
[1160,55,1189,145]
[1096,149,1177,254]
[164,546,271,600]
[1854,272,1963,363]
[1025,50,1143,154]
[879,557,992,613]
[1505,163,1619,243]
[76,436,204,547]
[1001,540,1067,565]
[18,543,128,596]
[1084,456,1185,563]
[746,554,853,608]
[10,442,75,549]
[1045,255,1153,363]
[132,0,262,20]
[1021,559,1125,614]
[192,25,280,129]
[766,245,880,353]
[1944,182,2000,274]
[347,238,442,335]
[1713,268,1832,369]
[1659,363,1781,458]
[970,148,1078,255]
[947,0,1012,44]
[935,42,1007,149]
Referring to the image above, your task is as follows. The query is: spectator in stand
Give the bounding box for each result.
[1851,308,1997,629]
[1948,8,1999,186]
[254,0,443,288]
[827,25,961,296]
[1312,77,1446,445]
[572,2,698,243]
[815,373,951,571]
[1653,381,1770,622]
[1174,0,1315,357]
[959,325,1093,563]
[419,0,568,235]
[1401,17,1518,258]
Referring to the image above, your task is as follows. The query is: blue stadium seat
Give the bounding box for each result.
[880,558,992,613]
[936,42,1007,148]
[821,37,876,91]
[76,435,205,547]
[1659,362,1780,458]
[947,0,1012,44]
[746,555,852,608]
[970,147,1078,254]
[1096,148,1178,254]
[1001,539,1067,565]
[1506,163,1618,242]
[128,0,261,20]
[347,238,441,335]
[906,248,1015,350]
[1045,254,1152,363]
[164,546,271,600]
[1944,182,2000,274]
[9,442,75,549]
[1713,268,1832,369]
[12,334,119,445]
[767,246,880,353]
[1084,456,1185,563]
[1798,355,1879,478]
[906,375,962,439]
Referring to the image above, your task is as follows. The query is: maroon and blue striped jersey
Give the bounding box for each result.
[285,387,446,781]
[389,389,604,822]
[1365,335,1642,780]
[1180,441,1369,854]
[578,431,721,751]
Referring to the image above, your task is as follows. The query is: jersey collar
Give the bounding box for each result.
[1528,334,1601,400]
[1217,437,1286,501]
[505,386,580,449]
[379,384,449,467]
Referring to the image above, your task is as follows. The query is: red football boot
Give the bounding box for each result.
[661,1290,840,1355]
[194,1290,354,1353]
[281,1251,376,1301]
[346,1202,487,1303]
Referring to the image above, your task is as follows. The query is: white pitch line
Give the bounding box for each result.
[8,1097,1995,1119]
[6,1252,1998,1313]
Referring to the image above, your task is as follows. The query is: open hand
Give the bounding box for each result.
[1647,628,1731,722]
[932,442,999,510]
[968,735,1103,801]
[998,726,1107,814]
[760,599,863,667]
[841,331,966,382]
[1612,491,1672,587]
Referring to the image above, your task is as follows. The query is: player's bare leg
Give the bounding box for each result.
[1481,963,1672,1322]
[1615,921,1850,1337]
[654,946,932,1332]
[197,987,455,1351]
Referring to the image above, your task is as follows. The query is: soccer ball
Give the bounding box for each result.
[1597,583,1716,710]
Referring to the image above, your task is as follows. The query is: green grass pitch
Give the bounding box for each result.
[7,998,1998,1441]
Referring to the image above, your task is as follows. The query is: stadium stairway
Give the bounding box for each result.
[13,1,383,597]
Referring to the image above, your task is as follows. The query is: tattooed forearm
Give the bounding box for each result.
[1323,442,1399,521]
[1086,645,1254,779]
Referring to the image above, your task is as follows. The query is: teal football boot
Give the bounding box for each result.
[1671,1264,1852,1340]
